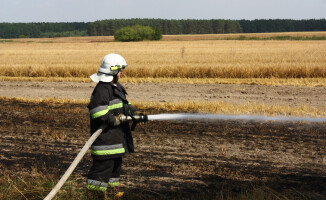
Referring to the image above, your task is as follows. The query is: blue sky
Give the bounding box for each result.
[0,0,325,22]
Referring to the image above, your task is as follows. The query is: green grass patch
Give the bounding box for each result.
[0,172,314,200]
[0,172,91,200]
[0,40,14,43]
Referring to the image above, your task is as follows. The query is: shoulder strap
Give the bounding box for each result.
[112,84,128,103]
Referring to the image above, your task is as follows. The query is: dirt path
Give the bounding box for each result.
[0,81,325,108]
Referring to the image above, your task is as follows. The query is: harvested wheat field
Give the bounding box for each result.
[0,34,326,199]
[1,36,326,80]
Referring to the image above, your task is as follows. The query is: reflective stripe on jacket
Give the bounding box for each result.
[90,99,123,119]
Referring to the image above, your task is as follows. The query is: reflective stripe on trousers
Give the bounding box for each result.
[86,178,120,191]
[109,178,120,187]
[91,144,125,156]
[86,179,108,191]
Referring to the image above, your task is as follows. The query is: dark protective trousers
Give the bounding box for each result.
[87,157,122,190]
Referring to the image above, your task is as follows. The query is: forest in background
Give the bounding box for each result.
[0,19,325,39]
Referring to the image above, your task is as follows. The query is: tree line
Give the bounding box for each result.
[0,22,88,38]
[0,19,325,39]
[239,19,326,33]
[87,19,241,36]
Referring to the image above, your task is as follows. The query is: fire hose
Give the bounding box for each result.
[44,114,148,200]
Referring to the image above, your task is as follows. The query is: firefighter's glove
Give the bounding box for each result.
[113,115,121,126]
[129,105,137,116]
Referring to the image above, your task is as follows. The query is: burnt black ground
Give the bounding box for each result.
[0,100,325,199]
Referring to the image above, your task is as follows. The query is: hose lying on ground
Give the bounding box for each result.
[44,124,107,200]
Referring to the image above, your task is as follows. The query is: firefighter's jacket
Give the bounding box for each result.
[87,81,136,159]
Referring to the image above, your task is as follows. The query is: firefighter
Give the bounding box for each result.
[86,53,136,198]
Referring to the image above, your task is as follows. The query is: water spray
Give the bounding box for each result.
[120,113,326,123]
[145,113,326,123]
[44,112,325,200]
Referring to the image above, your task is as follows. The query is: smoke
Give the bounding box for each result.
[147,113,326,123]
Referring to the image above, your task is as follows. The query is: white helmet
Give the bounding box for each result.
[90,53,128,83]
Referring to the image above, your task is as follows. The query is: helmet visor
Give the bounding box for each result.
[110,65,128,72]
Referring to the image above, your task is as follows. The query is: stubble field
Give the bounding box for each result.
[0,33,326,199]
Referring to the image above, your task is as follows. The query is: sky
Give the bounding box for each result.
[0,0,325,23]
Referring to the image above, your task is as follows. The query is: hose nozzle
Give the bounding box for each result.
[120,113,148,124]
